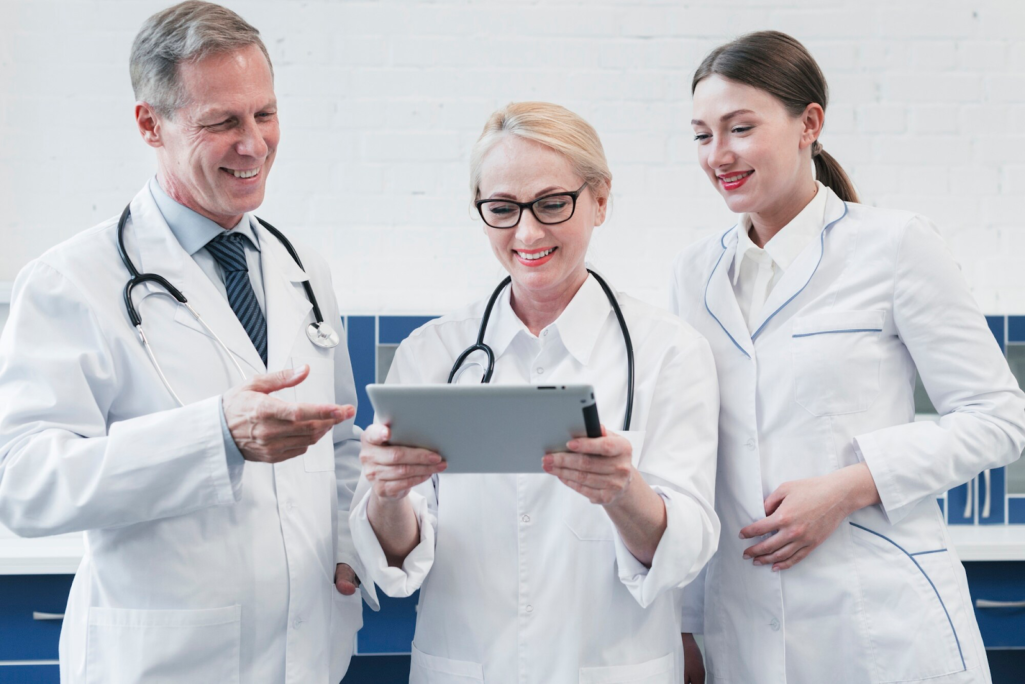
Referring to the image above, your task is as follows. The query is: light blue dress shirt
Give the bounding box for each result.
[148,177,263,485]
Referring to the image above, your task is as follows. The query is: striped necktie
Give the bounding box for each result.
[205,231,268,366]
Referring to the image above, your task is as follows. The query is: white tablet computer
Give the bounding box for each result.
[365,384,602,474]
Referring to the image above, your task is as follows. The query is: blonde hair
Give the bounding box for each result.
[469,102,612,208]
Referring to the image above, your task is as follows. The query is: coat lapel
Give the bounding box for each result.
[749,190,849,341]
[254,218,313,373]
[704,226,754,358]
[129,187,266,376]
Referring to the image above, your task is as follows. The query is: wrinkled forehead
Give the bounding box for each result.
[177,45,276,114]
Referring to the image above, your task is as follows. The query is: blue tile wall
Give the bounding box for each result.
[1009,498,1025,525]
[346,316,376,429]
[379,316,438,345]
[1007,316,1025,344]
[987,316,1006,353]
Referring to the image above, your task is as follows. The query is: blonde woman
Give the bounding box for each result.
[350,103,720,683]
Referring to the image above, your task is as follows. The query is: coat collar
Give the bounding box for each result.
[128,184,311,375]
[704,225,754,358]
[748,187,848,340]
[486,273,612,366]
[703,186,850,356]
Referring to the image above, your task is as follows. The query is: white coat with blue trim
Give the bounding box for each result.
[671,186,1025,684]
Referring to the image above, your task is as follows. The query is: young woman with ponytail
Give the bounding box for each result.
[671,31,1025,684]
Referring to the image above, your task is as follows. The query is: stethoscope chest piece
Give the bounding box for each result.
[307,321,340,349]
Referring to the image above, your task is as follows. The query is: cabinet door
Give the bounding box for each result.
[0,575,73,661]
[964,562,1025,649]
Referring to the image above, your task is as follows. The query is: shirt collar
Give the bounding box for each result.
[732,180,828,283]
[486,273,613,366]
[148,176,260,255]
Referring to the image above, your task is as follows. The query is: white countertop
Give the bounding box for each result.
[2,525,1025,575]
[947,525,1025,561]
[0,534,84,575]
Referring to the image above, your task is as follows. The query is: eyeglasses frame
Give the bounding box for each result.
[475,182,589,229]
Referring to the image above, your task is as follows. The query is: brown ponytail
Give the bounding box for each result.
[693,31,859,203]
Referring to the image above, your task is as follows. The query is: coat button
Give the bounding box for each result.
[525,605,533,614]
[770,618,780,631]
[745,439,756,450]
[521,515,530,523]
[536,367,544,375]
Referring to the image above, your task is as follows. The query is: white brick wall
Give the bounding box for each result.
[1,0,1023,314]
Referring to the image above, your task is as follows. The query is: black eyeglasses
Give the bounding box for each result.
[475,183,588,229]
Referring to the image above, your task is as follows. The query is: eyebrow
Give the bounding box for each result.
[690,109,756,126]
[196,100,278,121]
[488,186,564,201]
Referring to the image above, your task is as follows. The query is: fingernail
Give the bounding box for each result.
[742,553,751,560]
[566,440,578,450]
[429,454,442,464]
[292,368,305,379]
[738,532,746,539]
[772,566,780,572]
[438,462,448,471]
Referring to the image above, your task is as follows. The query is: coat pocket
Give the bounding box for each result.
[291,355,337,472]
[579,652,674,684]
[792,310,886,416]
[849,523,969,683]
[85,604,241,684]
[330,589,364,680]
[409,643,484,683]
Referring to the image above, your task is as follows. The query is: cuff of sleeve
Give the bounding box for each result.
[854,433,911,525]
[349,488,436,608]
[197,396,240,508]
[614,488,707,609]
[218,400,245,502]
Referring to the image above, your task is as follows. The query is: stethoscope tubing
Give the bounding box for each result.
[448,269,635,431]
[116,203,328,404]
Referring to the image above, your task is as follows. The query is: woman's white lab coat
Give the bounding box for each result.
[0,185,364,683]
[351,275,720,684]
[672,186,1025,684]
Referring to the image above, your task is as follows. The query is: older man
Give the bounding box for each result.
[0,2,364,682]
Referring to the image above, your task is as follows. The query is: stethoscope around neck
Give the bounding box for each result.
[447,268,636,431]
[116,204,339,406]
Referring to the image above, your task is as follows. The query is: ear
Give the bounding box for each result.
[798,102,825,153]
[592,181,610,227]
[135,102,164,149]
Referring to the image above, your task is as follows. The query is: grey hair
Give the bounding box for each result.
[130,1,272,118]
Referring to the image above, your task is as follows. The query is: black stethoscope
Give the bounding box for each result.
[447,268,635,431]
[117,204,339,405]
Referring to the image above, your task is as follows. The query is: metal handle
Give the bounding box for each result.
[32,612,65,621]
[963,479,973,520]
[982,469,992,519]
[976,599,1025,609]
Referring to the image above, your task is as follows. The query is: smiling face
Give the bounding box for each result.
[138,44,278,228]
[691,74,820,231]
[477,135,607,305]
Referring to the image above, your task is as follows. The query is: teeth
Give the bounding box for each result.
[232,168,259,179]
[721,171,751,183]
[519,248,554,260]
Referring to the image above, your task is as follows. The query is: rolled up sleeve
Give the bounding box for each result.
[611,330,721,608]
